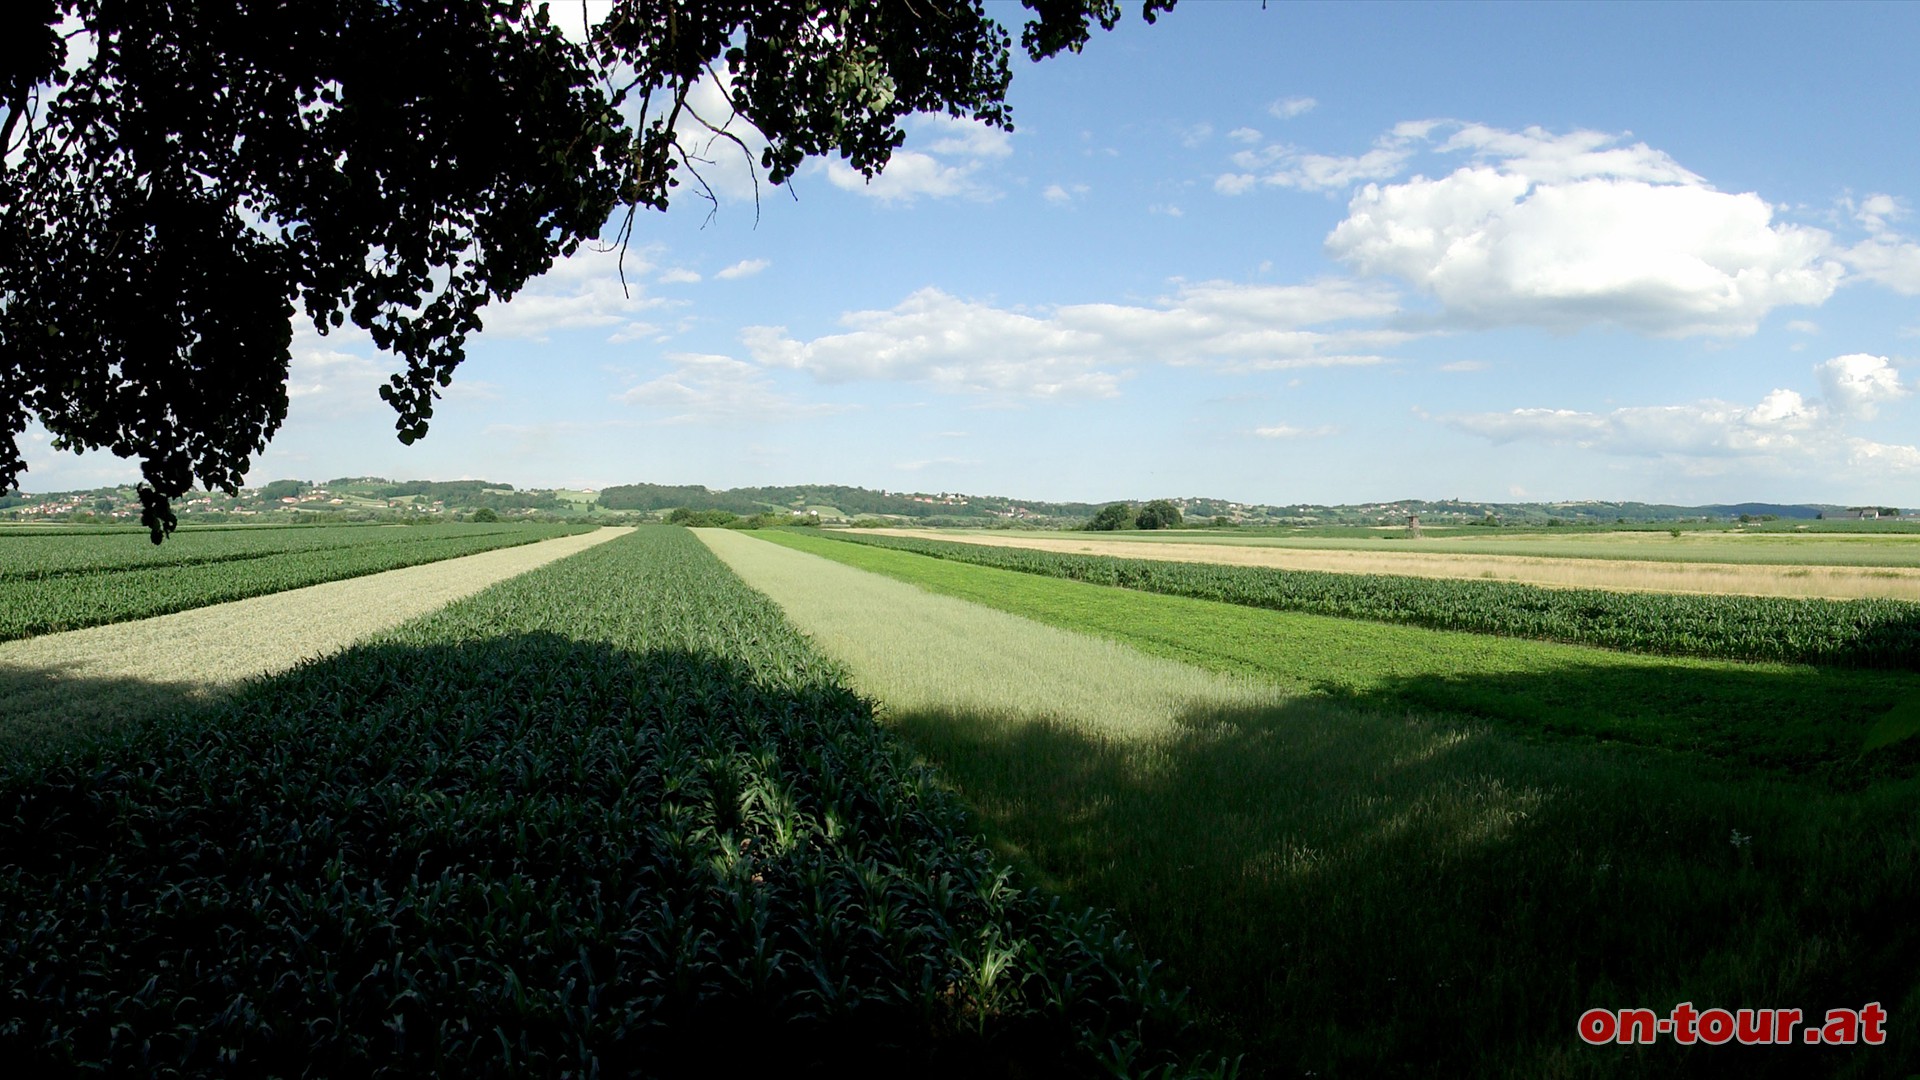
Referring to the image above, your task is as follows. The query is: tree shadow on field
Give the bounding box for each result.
[0,656,215,763]
[1323,657,1920,785]
[0,631,1198,1080]
[885,680,1920,1080]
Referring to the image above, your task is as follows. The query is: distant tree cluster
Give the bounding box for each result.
[257,479,310,501]
[665,507,819,529]
[1084,499,1184,531]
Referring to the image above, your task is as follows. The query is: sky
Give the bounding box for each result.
[19,0,1920,506]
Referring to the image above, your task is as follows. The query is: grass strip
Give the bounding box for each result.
[731,530,1920,1077]
[0,524,594,641]
[806,529,1920,671]
[0,527,1209,1077]
[759,529,1920,782]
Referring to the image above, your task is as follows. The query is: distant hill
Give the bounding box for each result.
[5,475,1908,528]
[597,482,1101,521]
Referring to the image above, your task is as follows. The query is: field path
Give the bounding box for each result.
[863,529,1920,601]
[697,528,1282,739]
[0,527,631,746]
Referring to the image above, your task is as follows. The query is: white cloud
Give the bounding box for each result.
[1841,237,1920,293]
[478,245,678,343]
[1440,354,1916,474]
[617,353,854,425]
[1180,122,1214,148]
[1847,439,1920,473]
[714,258,769,280]
[1830,193,1920,293]
[1323,124,1843,336]
[1148,203,1185,217]
[1227,127,1264,144]
[657,268,702,284]
[1043,182,1089,205]
[917,113,1012,159]
[1816,353,1908,418]
[1254,423,1338,439]
[1269,97,1318,119]
[1438,360,1489,372]
[282,324,386,418]
[1218,121,1431,195]
[825,113,1011,203]
[739,279,1406,400]
[1786,319,1820,334]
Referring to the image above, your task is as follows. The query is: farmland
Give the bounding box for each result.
[815,530,1920,671]
[0,528,1204,1075]
[0,522,595,641]
[868,528,1920,601]
[7,516,1919,1077]
[731,529,1920,1076]
[1007,523,1920,567]
[0,528,627,752]
[756,530,1920,776]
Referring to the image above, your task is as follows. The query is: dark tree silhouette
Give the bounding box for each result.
[1,0,1172,541]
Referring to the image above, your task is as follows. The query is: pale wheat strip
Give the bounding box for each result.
[0,527,632,745]
[696,528,1283,741]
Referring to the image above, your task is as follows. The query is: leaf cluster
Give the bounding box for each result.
[1,1,1173,542]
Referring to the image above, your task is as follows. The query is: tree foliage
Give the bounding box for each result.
[1135,498,1182,530]
[1,0,1173,541]
[1087,502,1134,531]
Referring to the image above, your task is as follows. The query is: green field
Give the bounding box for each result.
[0,529,1201,1075]
[747,529,1920,1076]
[939,525,1920,568]
[0,523,594,641]
[760,530,1920,776]
[812,530,1920,672]
[8,519,1918,1076]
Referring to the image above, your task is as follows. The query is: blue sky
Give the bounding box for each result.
[22,0,1920,505]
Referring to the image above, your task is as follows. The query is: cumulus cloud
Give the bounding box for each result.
[657,268,702,284]
[1440,354,1915,473]
[1838,193,1920,294]
[1218,119,1434,195]
[825,113,1011,203]
[714,258,769,280]
[1269,97,1317,119]
[738,279,1406,401]
[1817,352,1909,418]
[617,353,854,425]
[1319,123,1843,336]
[477,245,679,343]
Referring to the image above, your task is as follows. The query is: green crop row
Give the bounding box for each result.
[0,524,594,641]
[0,527,1199,1075]
[0,523,536,582]
[810,531,1920,671]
